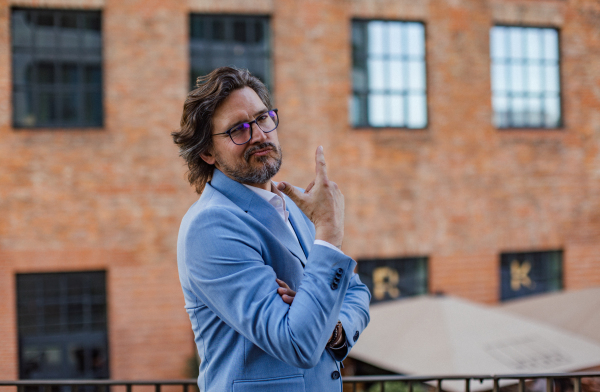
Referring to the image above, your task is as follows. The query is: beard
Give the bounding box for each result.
[215,142,283,185]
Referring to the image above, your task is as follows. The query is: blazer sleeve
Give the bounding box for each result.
[181,207,357,369]
[330,272,371,361]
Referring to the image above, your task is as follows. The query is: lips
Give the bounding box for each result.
[244,143,276,161]
[250,147,273,157]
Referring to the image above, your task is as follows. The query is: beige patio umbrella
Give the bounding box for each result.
[349,295,600,391]
[501,287,600,345]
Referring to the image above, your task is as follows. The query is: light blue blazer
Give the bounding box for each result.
[177,169,371,392]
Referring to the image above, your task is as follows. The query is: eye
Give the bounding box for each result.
[229,123,250,135]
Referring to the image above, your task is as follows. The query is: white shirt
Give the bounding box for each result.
[243,182,343,256]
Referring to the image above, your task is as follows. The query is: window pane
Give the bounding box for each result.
[12,11,33,47]
[406,22,424,57]
[490,27,506,60]
[544,95,561,127]
[527,97,543,127]
[492,63,507,92]
[368,21,386,56]
[510,63,525,93]
[389,60,404,91]
[388,23,402,56]
[368,94,387,127]
[233,20,246,43]
[407,60,425,91]
[388,95,405,127]
[525,28,542,60]
[61,92,79,123]
[543,29,559,60]
[368,59,386,91]
[509,27,523,59]
[545,64,560,92]
[493,94,509,128]
[527,64,543,93]
[407,93,427,129]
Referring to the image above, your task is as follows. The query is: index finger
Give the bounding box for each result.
[315,145,328,181]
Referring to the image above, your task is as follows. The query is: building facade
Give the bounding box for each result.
[1,0,599,381]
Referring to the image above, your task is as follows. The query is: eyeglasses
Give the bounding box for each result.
[213,109,279,145]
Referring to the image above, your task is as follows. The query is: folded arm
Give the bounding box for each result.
[182,207,357,369]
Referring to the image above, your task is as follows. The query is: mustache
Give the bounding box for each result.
[244,142,278,162]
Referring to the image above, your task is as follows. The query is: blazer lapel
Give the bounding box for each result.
[285,197,313,261]
[210,169,308,266]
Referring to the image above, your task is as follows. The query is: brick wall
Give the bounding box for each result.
[1,0,598,380]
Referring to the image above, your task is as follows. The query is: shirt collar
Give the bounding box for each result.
[243,182,289,221]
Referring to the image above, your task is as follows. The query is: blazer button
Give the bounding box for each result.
[336,268,343,275]
[331,371,340,380]
[330,283,338,290]
[353,331,359,342]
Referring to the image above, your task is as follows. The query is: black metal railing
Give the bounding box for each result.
[0,372,599,392]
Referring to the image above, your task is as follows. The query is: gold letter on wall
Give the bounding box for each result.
[373,266,400,300]
[510,260,533,291]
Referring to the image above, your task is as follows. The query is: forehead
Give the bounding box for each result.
[213,87,267,129]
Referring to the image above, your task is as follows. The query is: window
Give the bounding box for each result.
[17,271,109,380]
[190,15,270,89]
[357,257,428,304]
[352,20,427,128]
[11,8,103,128]
[490,26,561,128]
[500,250,562,301]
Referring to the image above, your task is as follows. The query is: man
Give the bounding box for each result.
[172,66,370,392]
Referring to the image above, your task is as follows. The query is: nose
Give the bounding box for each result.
[249,122,268,144]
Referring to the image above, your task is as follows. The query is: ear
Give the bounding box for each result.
[200,149,216,165]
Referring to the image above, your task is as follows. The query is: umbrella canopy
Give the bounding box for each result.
[349,295,600,391]
[501,287,600,344]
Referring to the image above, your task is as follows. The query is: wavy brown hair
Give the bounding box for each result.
[172,67,272,194]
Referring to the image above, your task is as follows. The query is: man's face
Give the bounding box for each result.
[202,87,282,187]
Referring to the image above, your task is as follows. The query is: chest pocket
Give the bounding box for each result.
[233,375,305,392]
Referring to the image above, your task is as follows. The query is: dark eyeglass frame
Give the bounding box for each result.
[213,108,279,145]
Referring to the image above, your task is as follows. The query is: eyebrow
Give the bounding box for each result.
[226,108,269,131]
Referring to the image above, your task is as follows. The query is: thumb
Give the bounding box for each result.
[277,182,305,203]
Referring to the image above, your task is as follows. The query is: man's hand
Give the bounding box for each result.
[277,146,345,248]
[276,279,296,304]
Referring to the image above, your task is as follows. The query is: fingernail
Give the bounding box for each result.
[277,182,285,190]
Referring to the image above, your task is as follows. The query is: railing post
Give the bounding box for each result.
[518,379,525,392]
[126,384,132,392]
[465,379,470,392]
[408,381,413,392]
[437,379,443,392]
[573,378,581,392]
[493,378,499,392]
[155,384,160,392]
[546,378,553,392]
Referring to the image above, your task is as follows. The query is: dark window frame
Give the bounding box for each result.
[499,250,563,302]
[351,18,429,130]
[16,270,109,380]
[357,256,429,304]
[189,14,272,92]
[490,24,563,130]
[11,7,104,129]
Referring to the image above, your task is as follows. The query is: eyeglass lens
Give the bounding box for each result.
[229,110,278,145]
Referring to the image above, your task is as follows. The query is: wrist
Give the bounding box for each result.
[315,228,343,248]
